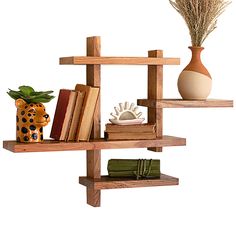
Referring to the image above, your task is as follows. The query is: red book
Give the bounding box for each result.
[50,89,77,140]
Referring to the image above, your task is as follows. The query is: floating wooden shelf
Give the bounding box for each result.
[3,136,186,153]
[79,174,179,190]
[137,99,234,108]
[3,36,233,207]
[59,56,180,65]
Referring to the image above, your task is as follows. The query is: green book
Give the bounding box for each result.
[107,159,160,179]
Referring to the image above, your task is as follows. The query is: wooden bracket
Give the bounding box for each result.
[147,50,163,152]
[86,36,101,207]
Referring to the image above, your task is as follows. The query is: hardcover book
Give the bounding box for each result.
[104,132,156,140]
[75,84,99,141]
[105,123,156,133]
[67,91,85,141]
[50,89,77,140]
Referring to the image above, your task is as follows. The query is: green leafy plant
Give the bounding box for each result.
[7,85,55,103]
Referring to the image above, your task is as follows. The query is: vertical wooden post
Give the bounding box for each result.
[147,50,163,152]
[86,36,101,207]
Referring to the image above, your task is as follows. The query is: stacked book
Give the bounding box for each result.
[50,84,99,142]
[104,123,156,140]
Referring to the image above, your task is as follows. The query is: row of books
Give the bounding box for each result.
[50,84,99,141]
[104,123,156,140]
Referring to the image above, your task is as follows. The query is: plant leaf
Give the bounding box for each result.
[19,86,35,96]
[7,86,54,103]
[30,90,54,96]
[31,96,55,103]
[7,91,20,100]
[7,89,24,99]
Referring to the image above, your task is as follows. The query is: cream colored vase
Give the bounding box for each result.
[178,47,212,100]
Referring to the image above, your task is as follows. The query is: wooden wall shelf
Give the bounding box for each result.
[3,36,233,207]
[79,174,179,190]
[137,99,234,108]
[59,56,180,65]
[3,136,186,153]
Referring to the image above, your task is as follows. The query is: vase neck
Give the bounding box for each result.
[184,46,211,78]
[189,46,203,62]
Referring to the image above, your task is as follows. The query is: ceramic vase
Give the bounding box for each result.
[178,46,212,100]
[15,98,50,143]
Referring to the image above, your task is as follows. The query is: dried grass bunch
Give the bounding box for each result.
[169,0,231,46]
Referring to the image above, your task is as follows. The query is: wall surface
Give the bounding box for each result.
[0,1,235,236]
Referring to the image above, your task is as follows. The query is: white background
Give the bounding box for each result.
[0,1,235,235]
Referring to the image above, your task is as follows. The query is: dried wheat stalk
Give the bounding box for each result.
[169,0,231,46]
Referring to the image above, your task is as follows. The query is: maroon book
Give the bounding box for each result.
[50,89,77,140]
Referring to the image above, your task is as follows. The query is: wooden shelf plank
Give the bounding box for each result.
[137,99,234,108]
[79,174,179,190]
[59,56,180,65]
[3,136,186,153]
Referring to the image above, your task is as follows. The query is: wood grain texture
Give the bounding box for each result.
[148,50,163,152]
[79,174,179,190]
[137,99,234,108]
[105,123,156,133]
[87,187,100,207]
[104,131,156,140]
[87,150,101,178]
[59,56,180,65]
[86,36,101,207]
[3,136,187,153]
[86,37,101,139]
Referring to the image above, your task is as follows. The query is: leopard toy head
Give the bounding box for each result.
[15,98,50,143]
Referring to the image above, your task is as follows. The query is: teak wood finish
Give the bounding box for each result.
[86,37,101,207]
[79,174,179,190]
[59,56,180,65]
[148,50,163,152]
[79,37,181,206]
[3,36,233,207]
[3,136,186,153]
[137,99,233,108]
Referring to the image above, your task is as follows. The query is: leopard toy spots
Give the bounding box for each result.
[15,98,50,143]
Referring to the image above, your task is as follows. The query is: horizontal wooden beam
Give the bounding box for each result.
[79,174,179,190]
[137,99,234,108]
[59,56,180,65]
[3,136,186,153]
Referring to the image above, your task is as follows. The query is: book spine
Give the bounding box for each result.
[76,87,99,141]
[64,91,78,141]
[67,91,85,141]
[104,132,156,140]
[105,124,156,133]
[50,89,71,140]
